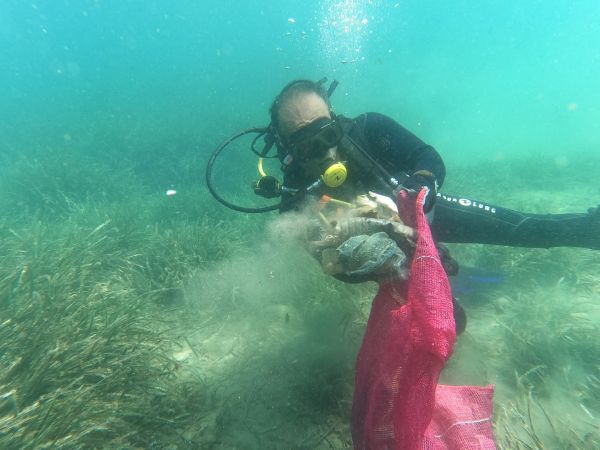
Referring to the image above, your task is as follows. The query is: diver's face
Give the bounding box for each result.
[278,92,339,178]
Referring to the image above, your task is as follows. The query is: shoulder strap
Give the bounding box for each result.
[338,114,405,196]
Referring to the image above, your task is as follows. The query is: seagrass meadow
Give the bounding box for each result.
[2,1,600,448]
[1,143,600,448]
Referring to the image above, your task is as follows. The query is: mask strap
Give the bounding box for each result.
[327,80,339,98]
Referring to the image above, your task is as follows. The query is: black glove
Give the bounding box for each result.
[400,170,438,213]
[436,243,459,276]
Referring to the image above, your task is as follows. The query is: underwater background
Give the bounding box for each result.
[1,1,600,448]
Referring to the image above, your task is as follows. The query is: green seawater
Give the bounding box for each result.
[1,1,599,448]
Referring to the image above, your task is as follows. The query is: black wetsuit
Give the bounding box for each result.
[282,112,600,250]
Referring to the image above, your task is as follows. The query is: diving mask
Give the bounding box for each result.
[287,117,344,161]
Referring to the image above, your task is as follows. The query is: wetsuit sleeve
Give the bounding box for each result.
[279,169,309,213]
[362,112,446,188]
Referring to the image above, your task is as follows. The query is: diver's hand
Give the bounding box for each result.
[400,171,437,213]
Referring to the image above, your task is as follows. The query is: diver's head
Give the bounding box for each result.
[270,80,343,179]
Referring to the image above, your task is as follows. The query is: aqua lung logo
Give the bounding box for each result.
[437,193,496,214]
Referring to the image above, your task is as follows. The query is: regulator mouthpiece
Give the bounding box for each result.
[321,162,348,188]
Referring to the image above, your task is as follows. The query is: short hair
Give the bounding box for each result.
[269,79,331,133]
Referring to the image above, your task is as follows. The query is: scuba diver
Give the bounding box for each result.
[262,78,600,249]
[206,78,600,331]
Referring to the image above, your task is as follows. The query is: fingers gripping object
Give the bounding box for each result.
[400,170,438,213]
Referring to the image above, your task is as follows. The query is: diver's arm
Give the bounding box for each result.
[279,192,301,213]
[362,112,446,188]
[278,168,314,213]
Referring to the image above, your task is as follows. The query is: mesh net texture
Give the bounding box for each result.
[351,189,496,450]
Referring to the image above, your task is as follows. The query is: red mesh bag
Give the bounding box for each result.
[351,190,496,450]
[423,384,495,449]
